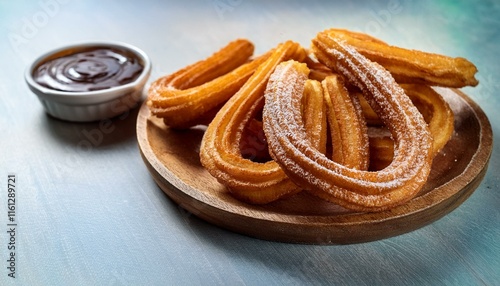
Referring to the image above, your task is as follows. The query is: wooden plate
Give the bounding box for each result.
[137,88,492,244]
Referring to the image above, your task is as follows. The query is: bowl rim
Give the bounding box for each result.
[24,41,152,105]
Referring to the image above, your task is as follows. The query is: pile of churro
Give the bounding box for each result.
[147,29,478,212]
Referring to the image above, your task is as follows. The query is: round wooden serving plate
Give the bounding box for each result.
[137,88,492,244]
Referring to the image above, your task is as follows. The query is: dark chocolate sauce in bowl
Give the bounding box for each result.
[33,47,144,92]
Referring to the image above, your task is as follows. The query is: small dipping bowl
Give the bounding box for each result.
[25,42,151,122]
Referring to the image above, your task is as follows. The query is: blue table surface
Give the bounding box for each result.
[1,0,499,285]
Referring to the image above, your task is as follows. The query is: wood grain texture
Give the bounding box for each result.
[137,88,492,244]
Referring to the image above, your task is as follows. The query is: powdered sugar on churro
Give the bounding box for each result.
[262,33,433,211]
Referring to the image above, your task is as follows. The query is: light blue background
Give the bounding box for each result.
[1,0,499,285]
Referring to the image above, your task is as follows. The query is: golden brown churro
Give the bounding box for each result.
[199,41,307,204]
[320,29,478,87]
[148,39,268,128]
[264,37,433,211]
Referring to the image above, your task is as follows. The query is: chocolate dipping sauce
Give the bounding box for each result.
[33,47,144,92]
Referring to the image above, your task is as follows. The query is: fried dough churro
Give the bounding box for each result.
[264,40,433,211]
[322,75,369,170]
[320,29,478,88]
[147,39,268,128]
[199,41,308,204]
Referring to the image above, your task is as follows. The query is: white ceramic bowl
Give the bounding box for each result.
[25,42,151,122]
